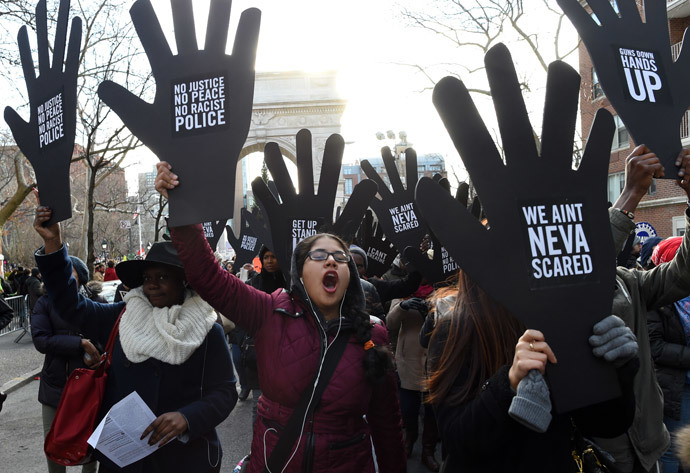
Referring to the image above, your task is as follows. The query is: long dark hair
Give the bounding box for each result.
[426,270,524,407]
[294,233,392,383]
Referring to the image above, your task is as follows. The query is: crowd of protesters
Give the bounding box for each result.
[10,143,690,473]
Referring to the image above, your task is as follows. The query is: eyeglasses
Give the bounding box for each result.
[307,249,351,263]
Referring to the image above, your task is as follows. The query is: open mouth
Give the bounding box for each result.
[322,271,339,294]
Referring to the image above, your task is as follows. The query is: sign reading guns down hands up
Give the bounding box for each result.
[418,44,619,413]
[557,0,690,177]
[98,0,261,227]
[4,0,81,224]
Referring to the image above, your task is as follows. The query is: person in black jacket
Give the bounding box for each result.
[647,236,690,473]
[426,270,639,472]
[31,256,100,473]
[244,246,288,421]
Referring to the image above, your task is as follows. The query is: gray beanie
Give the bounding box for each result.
[349,245,368,270]
[508,370,552,433]
[69,256,89,287]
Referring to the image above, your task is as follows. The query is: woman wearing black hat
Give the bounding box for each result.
[33,206,236,473]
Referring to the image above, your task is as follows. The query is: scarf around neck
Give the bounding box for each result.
[119,287,217,365]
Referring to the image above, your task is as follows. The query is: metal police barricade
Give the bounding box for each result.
[0,295,29,342]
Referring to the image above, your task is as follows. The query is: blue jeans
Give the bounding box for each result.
[661,383,690,473]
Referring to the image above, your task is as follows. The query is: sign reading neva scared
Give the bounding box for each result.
[98,0,261,227]
[4,0,81,224]
[202,220,225,251]
[361,147,429,258]
[419,44,619,413]
[521,201,595,286]
[558,0,690,177]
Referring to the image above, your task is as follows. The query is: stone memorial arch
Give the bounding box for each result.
[229,70,347,233]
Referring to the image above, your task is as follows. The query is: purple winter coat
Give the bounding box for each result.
[171,224,406,473]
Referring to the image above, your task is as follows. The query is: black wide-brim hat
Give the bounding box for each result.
[115,241,185,288]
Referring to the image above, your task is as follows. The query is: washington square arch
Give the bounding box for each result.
[228,70,347,236]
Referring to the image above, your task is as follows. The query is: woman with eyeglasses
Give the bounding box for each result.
[154,162,405,473]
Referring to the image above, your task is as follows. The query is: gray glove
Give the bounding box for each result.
[508,370,552,433]
[589,315,638,368]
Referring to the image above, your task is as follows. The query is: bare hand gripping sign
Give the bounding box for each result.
[418,44,619,413]
[4,0,81,224]
[98,0,261,227]
[557,0,690,177]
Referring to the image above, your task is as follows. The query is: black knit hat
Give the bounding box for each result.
[115,242,184,288]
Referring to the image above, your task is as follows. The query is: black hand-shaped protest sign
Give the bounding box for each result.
[252,129,377,280]
[4,0,81,225]
[420,44,618,413]
[361,147,429,257]
[558,0,690,177]
[98,0,260,226]
[226,208,266,269]
[354,210,397,278]
[201,220,226,251]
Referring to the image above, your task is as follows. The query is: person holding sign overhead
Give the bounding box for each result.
[32,206,237,473]
[155,163,406,473]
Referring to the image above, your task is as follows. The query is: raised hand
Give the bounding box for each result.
[557,0,690,176]
[4,0,81,224]
[361,147,429,257]
[354,210,397,277]
[98,0,261,226]
[419,44,618,412]
[226,208,266,269]
[201,220,226,251]
[251,129,377,280]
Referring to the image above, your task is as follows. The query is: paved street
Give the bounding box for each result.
[0,330,436,472]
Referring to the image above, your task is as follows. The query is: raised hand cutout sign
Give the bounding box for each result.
[202,220,226,251]
[420,44,618,413]
[354,210,397,278]
[361,147,429,257]
[98,0,260,226]
[558,0,690,176]
[226,208,266,269]
[252,129,377,280]
[4,0,81,224]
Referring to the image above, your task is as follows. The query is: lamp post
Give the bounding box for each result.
[101,238,108,262]
[375,130,410,181]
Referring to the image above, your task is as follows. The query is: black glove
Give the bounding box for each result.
[98,0,261,226]
[4,0,81,224]
[399,297,429,319]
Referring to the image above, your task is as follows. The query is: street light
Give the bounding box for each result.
[101,239,108,261]
[376,130,411,179]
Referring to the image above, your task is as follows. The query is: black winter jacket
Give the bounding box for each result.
[648,305,690,420]
[30,295,90,407]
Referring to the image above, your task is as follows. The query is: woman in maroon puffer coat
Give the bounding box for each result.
[169,224,406,472]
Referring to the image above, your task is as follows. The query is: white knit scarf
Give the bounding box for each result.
[119,287,217,365]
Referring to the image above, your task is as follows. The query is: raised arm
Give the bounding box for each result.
[33,205,123,345]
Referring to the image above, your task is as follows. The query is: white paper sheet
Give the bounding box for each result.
[87,391,158,468]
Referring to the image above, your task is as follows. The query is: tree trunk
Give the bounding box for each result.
[86,165,97,278]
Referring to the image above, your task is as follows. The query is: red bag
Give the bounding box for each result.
[44,310,123,466]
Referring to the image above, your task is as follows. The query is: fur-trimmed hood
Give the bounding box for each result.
[288,240,366,323]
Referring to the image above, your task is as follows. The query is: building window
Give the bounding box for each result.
[611,115,630,151]
[648,178,656,196]
[607,171,625,204]
[592,68,604,100]
[673,216,686,236]
[344,178,353,195]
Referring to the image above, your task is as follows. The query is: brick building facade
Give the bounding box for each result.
[578,0,690,238]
